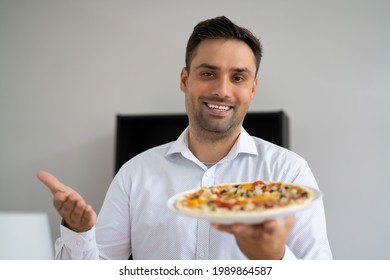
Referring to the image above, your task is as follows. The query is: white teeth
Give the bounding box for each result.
[206,103,230,111]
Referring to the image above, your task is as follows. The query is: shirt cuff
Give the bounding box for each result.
[282,245,298,260]
[60,223,97,252]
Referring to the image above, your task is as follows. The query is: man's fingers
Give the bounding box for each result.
[52,192,68,211]
[262,216,295,234]
[54,192,95,230]
[37,170,96,232]
[36,170,67,195]
[211,223,235,233]
[81,205,96,224]
[229,223,261,237]
[213,216,295,236]
[261,220,278,234]
[70,197,88,221]
[212,223,257,236]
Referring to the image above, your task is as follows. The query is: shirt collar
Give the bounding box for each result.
[228,127,258,157]
[166,127,258,161]
[166,127,191,156]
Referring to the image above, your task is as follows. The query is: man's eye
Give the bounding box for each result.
[201,72,214,77]
[233,76,245,82]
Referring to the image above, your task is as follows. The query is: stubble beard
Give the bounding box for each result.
[189,108,243,143]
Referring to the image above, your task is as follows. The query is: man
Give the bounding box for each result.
[37,16,332,259]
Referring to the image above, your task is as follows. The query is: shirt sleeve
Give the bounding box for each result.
[287,160,333,259]
[54,167,132,260]
[54,224,99,260]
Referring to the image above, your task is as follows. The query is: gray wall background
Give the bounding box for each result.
[1,0,389,259]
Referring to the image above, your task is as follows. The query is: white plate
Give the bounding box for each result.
[166,183,322,224]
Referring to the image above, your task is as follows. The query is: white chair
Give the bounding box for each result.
[0,212,54,259]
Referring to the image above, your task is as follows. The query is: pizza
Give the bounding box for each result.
[175,181,316,216]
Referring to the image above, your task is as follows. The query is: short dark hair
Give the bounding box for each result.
[185,16,263,75]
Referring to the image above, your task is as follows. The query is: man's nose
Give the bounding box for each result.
[212,76,232,98]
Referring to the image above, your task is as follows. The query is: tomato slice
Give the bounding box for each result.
[211,199,232,208]
[211,199,243,208]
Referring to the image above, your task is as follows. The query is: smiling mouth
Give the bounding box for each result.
[205,102,232,112]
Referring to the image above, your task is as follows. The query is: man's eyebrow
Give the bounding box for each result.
[194,63,220,71]
[194,63,253,76]
[232,67,252,74]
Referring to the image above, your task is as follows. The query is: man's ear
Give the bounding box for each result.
[180,67,189,93]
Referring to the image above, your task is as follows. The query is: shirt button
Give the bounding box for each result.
[76,240,82,247]
[206,171,212,177]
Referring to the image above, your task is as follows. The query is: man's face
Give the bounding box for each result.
[180,39,258,140]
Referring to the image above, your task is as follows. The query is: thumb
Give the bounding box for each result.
[36,170,67,195]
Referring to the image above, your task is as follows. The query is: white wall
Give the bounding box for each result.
[0,0,389,259]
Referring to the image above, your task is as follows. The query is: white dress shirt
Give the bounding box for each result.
[55,128,332,260]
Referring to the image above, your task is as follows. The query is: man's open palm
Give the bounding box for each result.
[37,171,96,232]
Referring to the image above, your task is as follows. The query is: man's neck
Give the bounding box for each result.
[188,127,241,163]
